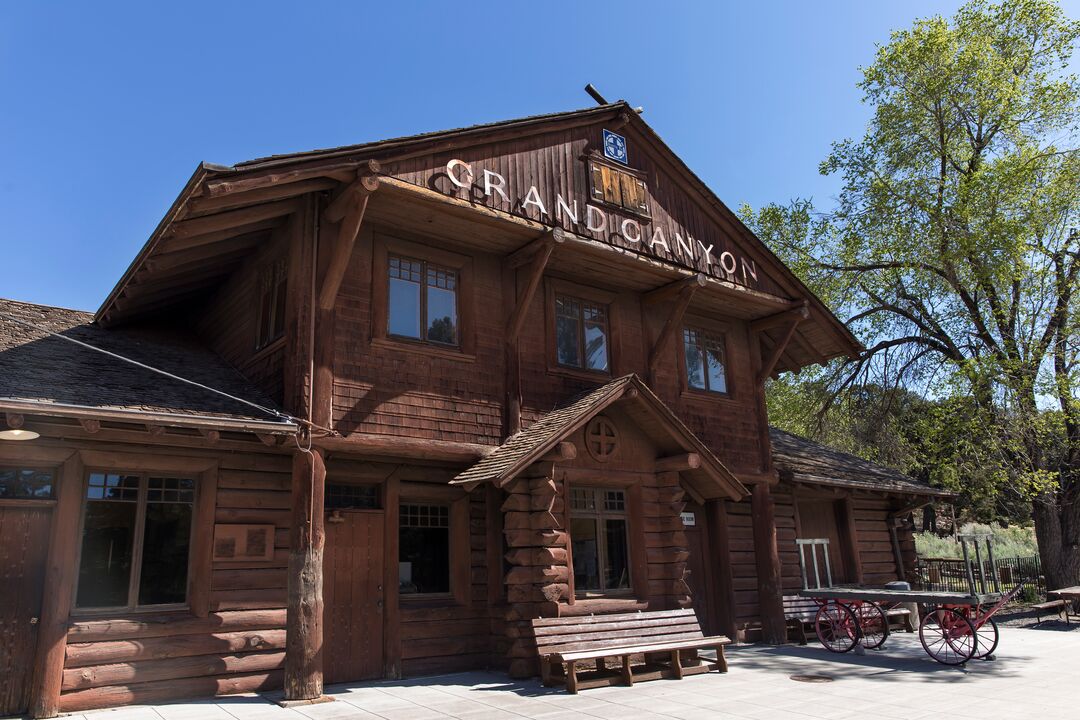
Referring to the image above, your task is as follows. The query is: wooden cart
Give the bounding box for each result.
[795,536,1022,665]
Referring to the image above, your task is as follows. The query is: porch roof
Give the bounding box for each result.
[452,374,748,502]
[770,427,954,498]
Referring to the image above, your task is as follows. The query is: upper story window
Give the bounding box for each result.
[256,257,287,350]
[589,160,650,217]
[388,255,459,346]
[684,327,728,395]
[76,472,196,610]
[570,487,631,595]
[0,466,54,499]
[555,295,610,373]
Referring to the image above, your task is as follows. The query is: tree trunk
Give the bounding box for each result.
[1032,491,1080,592]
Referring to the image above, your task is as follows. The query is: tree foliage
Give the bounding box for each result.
[746,0,1080,585]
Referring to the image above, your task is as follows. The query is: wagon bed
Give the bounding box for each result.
[796,587,1000,606]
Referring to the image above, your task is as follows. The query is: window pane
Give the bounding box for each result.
[388,257,422,339]
[326,483,380,510]
[77,501,137,608]
[684,329,706,390]
[555,296,582,367]
[0,467,54,499]
[604,519,631,590]
[399,504,450,594]
[426,286,458,345]
[705,335,728,394]
[138,501,193,605]
[583,303,609,372]
[571,517,602,592]
[570,487,596,511]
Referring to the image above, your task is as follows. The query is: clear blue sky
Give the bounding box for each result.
[2,1,1077,311]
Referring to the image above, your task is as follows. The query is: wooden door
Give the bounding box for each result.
[324,511,384,684]
[0,505,51,716]
[797,499,851,584]
[682,504,715,635]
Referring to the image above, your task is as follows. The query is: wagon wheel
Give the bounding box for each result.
[855,603,889,649]
[919,607,977,665]
[814,601,859,654]
[972,617,999,660]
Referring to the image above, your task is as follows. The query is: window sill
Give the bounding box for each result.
[371,337,475,363]
[247,336,286,366]
[69,604,191,620]
[546,364,613,384]
[680,388,739,405]
[0,498,56,508]
[400,594,462,608]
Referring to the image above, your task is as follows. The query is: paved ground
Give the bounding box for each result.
[60,623,1079,720]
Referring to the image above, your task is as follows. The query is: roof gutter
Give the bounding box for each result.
[0,398,298,435]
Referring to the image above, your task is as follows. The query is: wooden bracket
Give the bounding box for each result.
[506,229,563,341]
[317,169,380,312]
[79,419,101,434]
[647,274,705,382]
[199,428,221,444]
[754,302,809,385]
[5,413,24,429]
[323,161,381,224]
[644,273,706,305]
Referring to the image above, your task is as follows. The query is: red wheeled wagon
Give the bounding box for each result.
[795,535,1023,666]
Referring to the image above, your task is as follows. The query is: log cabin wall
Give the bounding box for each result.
[0,431,294,715]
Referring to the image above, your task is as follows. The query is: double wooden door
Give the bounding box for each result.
[324,510,385,684]
[0,504,51,716]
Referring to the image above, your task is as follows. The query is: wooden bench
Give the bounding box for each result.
[531,608,730,693]
[783,595,915,645]
[1031,598,1068,624]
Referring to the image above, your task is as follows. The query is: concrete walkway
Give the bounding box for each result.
[61,624,1079,720]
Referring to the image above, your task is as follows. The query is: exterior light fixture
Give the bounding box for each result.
[0,428,40,441]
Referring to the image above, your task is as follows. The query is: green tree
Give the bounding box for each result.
[752,0,1080,586]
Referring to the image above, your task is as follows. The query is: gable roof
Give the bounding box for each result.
[0,298,296,433]
[769,427,953,498]
[453,374,747,502]
[93,100,860,375]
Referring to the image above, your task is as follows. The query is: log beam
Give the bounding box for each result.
[749,302,810,333]
[751,482,786,644]
[654,453,701,472]
[538,441,577,463]
[285,447,326,701]
[644,272,706,305]
[167,199,302,243]
[317,175,378,312]
[322,162,381,224]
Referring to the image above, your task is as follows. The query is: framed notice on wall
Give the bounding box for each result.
[213,523,275,562]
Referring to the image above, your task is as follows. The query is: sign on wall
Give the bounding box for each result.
[681,511,696,527]
[603,129,628,165]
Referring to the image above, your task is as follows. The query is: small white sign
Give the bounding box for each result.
[681,512,696,527]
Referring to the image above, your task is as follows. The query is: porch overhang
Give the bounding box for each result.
[451,374,748,502]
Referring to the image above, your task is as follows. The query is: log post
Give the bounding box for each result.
[751,482,786,644]
[285,446,326,700]
[29,452,82,718]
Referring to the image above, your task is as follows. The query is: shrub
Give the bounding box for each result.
[914,522,1038,559]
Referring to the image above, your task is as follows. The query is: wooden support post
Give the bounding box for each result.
[840,497,864,585]
[751,482,787,644]
[29,452,82,719]
[285,447,326,701]
[505,229,562,436]
[753,302,809,384]
[646,274,705,384]
[383,475,401,679]
[317,175,378,313]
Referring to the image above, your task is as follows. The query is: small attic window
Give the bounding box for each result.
[255,257,287,350]
[588,160,650,217]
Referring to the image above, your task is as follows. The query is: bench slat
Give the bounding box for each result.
[540,631,709,654]
[550,635,731,662]
[532,608,695,629]
[534,619,703,642]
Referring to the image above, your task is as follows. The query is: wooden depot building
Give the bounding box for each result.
[0,102,946,717]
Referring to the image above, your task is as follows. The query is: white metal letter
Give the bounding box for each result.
[483,169,510,204]
[697,239,715,267]
[719,251,737,275]
[521,186,548,216]
[648,226,669,253]
[446,159,474,189]
[556,194,579,225]
[586,204,607,233]
[675,232,696,261]
[621,218,642,244]
[741,257,759,284]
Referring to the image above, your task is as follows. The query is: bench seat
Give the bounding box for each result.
[1031,599,1068,624]
[532,608,730,693]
